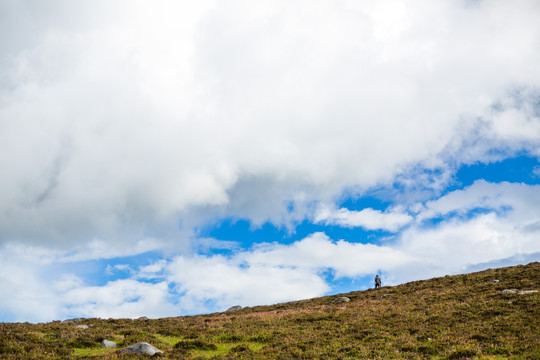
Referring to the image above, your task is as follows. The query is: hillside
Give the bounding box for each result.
[1,262,538,359]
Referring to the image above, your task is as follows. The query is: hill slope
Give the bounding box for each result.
[1,262,538,359]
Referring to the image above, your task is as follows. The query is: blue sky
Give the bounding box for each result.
[1,0,540,323]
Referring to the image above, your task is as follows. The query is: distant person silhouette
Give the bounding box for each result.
[374,275,381,289]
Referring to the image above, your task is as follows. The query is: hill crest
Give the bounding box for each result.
[1,262,538,359]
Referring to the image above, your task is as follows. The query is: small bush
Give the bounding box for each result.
[217,334,244,342]
[447,348,477,359]
[485,346,510,355]
[417,346,439,356]
[338,346,362,356]
[174,339,217,351]
[67,336,98,349]
[229,344,251,353]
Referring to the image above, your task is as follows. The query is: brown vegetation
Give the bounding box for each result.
[1,262,538,359]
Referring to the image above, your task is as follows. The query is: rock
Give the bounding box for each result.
[74,324,89,330]
[138,316,149,320]
[62,318,85,324]
[490,279,500,283]
[501,289,518,294]
[501,289,538,295]
[101,339,118,348]
[334,297,350,303]
[226,305,242,312]
[123,342,163,356]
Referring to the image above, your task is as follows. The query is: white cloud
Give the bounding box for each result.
[58,238,164,263]
[166,232,415,312]
[389,181,540,283]
[0,245,62,322]
[105,264,131,276]
[315,206,413,231]
[417,180,540,223]
[167,254,328,313]
[1,1,540,322]
[138,260,167,279]
[0,1,539,249]
[61,279,177,319]
[3,177,540,322]
[242,233,416,277]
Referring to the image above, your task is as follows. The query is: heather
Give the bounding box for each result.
[1,262,538,359]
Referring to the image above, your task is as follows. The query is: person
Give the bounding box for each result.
[374,275,381,289]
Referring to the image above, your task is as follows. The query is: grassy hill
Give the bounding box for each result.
[1,262,538,359]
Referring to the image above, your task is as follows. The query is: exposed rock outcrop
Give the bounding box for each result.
[501,289,538,295]
[101,339,117,348]
[122,342,163,356]
[62,318,85,324]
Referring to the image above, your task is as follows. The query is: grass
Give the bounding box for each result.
[153,334,183,348]
[72,347,117,357]
[0,262,538,359]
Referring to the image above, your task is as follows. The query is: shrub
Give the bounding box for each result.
[447,348,477,359]
[229,344,251,353]
[417,346,439,356]
[174,339,217,351]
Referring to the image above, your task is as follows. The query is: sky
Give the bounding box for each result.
[1,0,540,323]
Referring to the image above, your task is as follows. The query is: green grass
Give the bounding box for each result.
[153,333,183,348]
[72,347,117,357]
[0,262,538,359]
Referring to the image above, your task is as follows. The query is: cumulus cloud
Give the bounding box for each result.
[242,233,416,277]
[388,181,540,282]
[2,178,540,322]
[168,254,329,313]
[0,0,539,248]
[61,279,177,319]
[314,206,413,231]
[1,0,540,323]
[417,180,540,224]
[165,232,415,313]
[0,246,60,322]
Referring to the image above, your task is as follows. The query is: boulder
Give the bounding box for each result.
[226,305,242,312]
[501,289,538,295]
[490,279,500,283]
[123,342,163,356]
[101,339,118,348]
[334,297,350,303]
[62,318,85,324]
[74,324,89,330]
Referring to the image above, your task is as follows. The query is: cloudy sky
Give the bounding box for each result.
[1,0,540,323]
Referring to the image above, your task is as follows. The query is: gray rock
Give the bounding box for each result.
[334,297,350,303]
[226,305,242,312]
[490,279,500,283]
[62,318,85,324]
[518,290,538,295]
[123,342,163,356]
[101,339,118,348]
[501,289,538,295]
[74,324,89,330]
